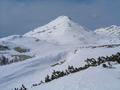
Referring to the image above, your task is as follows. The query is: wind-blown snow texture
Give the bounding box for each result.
[0,16,120,90]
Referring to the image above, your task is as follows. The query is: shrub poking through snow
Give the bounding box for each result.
[0,55,32,66]
[11,55,32,61]
[45,75,51,82]
[0,55,9,65]
[102,64,108,68]
[0,45,9,51]
[11,84,27,90]
[14,47,30,53]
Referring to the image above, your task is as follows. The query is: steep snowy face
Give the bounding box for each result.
[24,16,96,45]
[95,25,120,37]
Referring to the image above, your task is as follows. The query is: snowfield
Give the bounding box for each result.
[0,45,120,90]
[0,16,120,90]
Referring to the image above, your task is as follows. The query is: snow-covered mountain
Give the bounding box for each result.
[24,16,96,45]
[95,25,120,44]
[1,16,120,46]
[95,25,120,37]
[0,16,120,90]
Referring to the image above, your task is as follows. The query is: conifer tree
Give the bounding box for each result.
[45,75,51,82]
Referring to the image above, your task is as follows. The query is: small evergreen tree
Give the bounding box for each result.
[102,64,108,68]
[45,75,51,82]
[21,84,27,90]
[0,55,8,65]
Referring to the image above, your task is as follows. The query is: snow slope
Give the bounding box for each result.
[0,45,120,90]
[95,25,120,37]
[32,65,120,90]
[0,40,32,63]
[0,16,120,90]
[24,16,97,45]
[95,25,120,44]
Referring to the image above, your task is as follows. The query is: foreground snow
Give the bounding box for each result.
[32,65,120,90]
[0,45,120,90]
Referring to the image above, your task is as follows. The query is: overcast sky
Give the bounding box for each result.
[0,0,120,37]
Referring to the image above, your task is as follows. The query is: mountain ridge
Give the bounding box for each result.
[24,16,96,45]
[95,25,120,37]
[0,16,120,45]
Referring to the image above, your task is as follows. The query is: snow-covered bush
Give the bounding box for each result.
[0,55,9,65]
[14,47,30,53]
[0,45,9,51]
[11,84,27,90]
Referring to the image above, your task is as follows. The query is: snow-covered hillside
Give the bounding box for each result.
[24,16,97,45]
[95,25,120,44]
[0,16,120,90]
[95,25,120,37]
[0,45,120,90]
[32,65,120,90]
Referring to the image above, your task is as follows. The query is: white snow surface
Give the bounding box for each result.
[32,65,120,90]
[95,25,120,44]
[95,25,120,37]
[0,16,120,90]
[24,16,97,45]
[0,46,120,90]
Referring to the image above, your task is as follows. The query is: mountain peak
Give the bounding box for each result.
[47,16,72,26]
[24,15,95,45]
[55,16,72,21]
